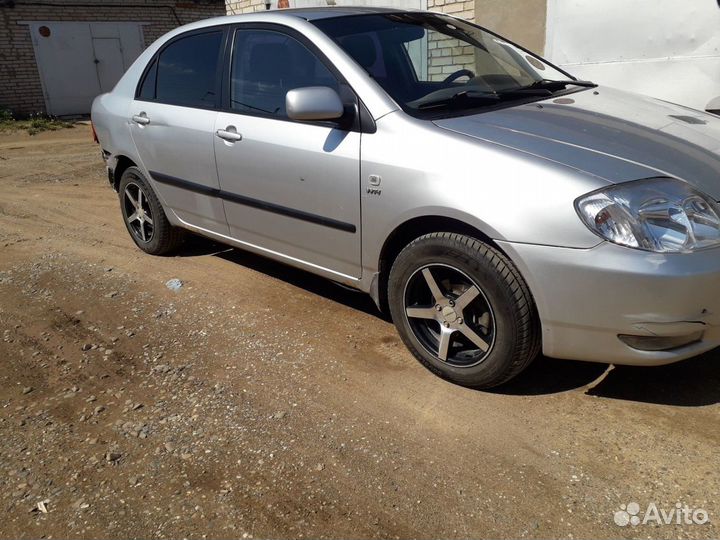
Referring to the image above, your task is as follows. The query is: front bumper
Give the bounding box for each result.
[497,240,720,366]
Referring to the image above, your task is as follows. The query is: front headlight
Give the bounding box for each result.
[575,177,720,253]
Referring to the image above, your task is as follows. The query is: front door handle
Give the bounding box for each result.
[216,127,242,142]
[132,113,150,126]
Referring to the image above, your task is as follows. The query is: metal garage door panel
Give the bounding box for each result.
[117,24,144,65]
[30,22,101,116]
[545,0,720,111]
[89,23,120,39]
[29,21,145,116]
[93,38,126,93]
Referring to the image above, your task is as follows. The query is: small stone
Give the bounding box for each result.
[22,386,33,395]
[105,291,119,298]
[165,278,183,291]
[81,343,92,351]
[152,364,172,374]
[106,452,122,462]
[94,406,105,415]
[314,463,325,472]
[271,411,286,420]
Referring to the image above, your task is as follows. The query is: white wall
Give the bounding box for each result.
[545,0,720,111]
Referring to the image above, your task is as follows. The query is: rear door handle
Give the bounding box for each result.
[132,114,150,126]
[216,127,242,142]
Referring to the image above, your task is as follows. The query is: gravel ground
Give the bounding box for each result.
[0,126,718,539]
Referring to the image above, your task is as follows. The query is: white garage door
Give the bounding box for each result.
[27,21,145,116]
[545,0,720,111]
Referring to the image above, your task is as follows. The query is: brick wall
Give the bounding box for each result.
[226,0,265,14]
[0,0,226,116]
[426,0,474,82]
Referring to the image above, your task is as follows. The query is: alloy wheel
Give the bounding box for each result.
[123,181,154,243]
[403,264,496,367]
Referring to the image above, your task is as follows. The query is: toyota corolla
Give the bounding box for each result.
[92,7,720,388]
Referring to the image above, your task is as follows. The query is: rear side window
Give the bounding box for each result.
[138,58,157,100]
[154,31,223,108]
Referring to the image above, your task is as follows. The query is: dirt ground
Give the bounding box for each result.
[0,126,718,540]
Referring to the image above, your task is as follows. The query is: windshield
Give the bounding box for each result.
[313,13,584,118]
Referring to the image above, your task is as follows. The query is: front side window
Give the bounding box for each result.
[314,13,583,118]
[230,29,339,118]
[154,30,223,107]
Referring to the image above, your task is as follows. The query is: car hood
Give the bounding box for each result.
[433,87,720,199]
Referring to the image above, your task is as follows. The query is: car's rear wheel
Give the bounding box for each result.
[388,232,540,388]
[118,166,184,255]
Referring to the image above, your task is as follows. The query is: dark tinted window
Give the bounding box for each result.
[156,31,223,107]
[138,58,157,100]
[231,29,338,118]
[314,13,571,119]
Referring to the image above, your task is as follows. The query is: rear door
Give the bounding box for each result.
[213,26,362,278]
[129,28,229,235]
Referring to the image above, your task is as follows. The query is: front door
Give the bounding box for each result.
[214,27,362,279]
[130,28,228,235]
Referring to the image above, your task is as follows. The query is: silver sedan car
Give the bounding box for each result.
[92,7,720,388]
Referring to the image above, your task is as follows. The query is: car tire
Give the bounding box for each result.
[118,166,184,255]
[388,232,541,388]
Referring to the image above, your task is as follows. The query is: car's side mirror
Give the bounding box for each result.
[286,86,345,122]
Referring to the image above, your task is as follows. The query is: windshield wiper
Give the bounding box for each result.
[415,78,597,111]
[495,88,554,98]
[416,90,500,110]
[525,79,597,91]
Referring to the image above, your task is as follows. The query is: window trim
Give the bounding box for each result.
[136,56,158,100]
[134,26,230,111]
[133,22,376,133]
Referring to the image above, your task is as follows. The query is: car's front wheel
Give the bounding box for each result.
[118,166,184,255]
[388,232,540,388]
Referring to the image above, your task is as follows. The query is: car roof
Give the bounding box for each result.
[226,6,412,22]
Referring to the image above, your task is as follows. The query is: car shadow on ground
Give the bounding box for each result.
[175,236,382,318]
[174,238,720,407]
[586,352,720,406]
[491,352,720,406]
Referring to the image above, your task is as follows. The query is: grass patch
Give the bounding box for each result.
[0,109,74,135]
